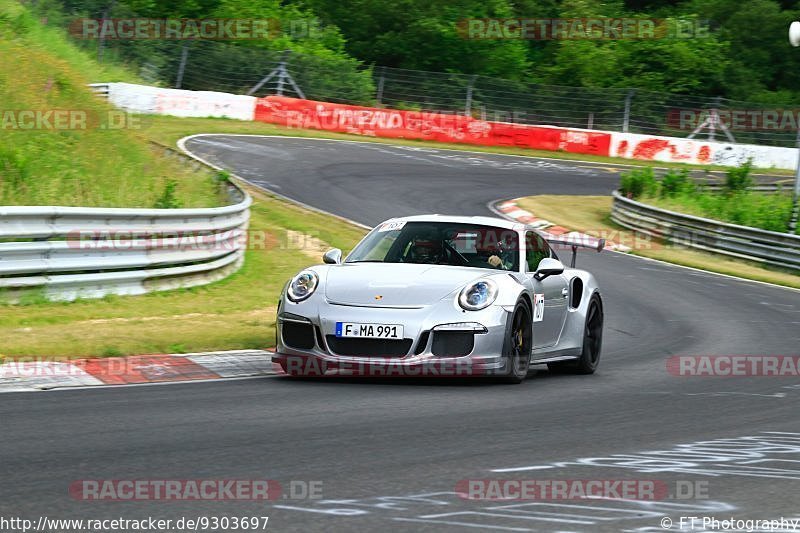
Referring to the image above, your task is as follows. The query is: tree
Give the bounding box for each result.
[303,0,531,79]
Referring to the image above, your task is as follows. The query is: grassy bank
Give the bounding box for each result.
[0,0,222,208]
[515,195,800,289]
[0,0,369,358]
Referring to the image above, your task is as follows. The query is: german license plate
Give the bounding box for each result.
[335,322,404,339]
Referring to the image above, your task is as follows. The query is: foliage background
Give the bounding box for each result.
[24,0,800,103]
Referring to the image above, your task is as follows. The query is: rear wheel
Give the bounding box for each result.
[499,301,532,384]
[548,294,603,375]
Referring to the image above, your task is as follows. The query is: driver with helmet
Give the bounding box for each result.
[408,236,444,264]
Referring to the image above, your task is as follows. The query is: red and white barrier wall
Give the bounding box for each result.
[610,132,797,169]
[253,95,611,155]
[100,83,798,170]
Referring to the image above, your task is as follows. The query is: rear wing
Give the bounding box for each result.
[543,233,605,268]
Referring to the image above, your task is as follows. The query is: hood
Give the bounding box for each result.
[324,263,488,307]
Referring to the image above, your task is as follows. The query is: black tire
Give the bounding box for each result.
[499,300,533,384]
[548,293,603,375]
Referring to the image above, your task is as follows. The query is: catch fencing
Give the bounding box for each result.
[74,38,800,148]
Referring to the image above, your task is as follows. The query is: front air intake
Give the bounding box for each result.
[325,336,412,357]
[281,318,316,350]
[431,331,474,357]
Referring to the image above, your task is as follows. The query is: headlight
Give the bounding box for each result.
[458,279,498,311]
[287,270,318,302]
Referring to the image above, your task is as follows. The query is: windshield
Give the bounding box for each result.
[346,221,520,271]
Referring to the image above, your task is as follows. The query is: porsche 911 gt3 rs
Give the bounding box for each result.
[272,214,604,383]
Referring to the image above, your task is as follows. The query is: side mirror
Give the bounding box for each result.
[323,248,342,264]
[534,258,565,281]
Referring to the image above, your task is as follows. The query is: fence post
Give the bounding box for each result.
[175,44,189,89]
[376,66,386,106]
[275,52,287,96]
[622,89,635,132]
[97,0,116,62]
[246,50,304,99]
[465,75,477,116]
[282,51,306,99]
[791,128,800,233]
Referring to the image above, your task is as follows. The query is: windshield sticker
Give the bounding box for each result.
[378,220,407,232]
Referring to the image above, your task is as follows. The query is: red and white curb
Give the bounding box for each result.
[495,200,632,253]
[0,350,278,393]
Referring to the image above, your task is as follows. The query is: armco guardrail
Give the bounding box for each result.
[0,148,251,302]
[611,191,800,272]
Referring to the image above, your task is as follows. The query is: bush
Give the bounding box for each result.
[620,167,657,198]
[630,158,797,233]
[659,168,691,198]
[214,170,231,184]
[725,159,753,193]
[644,188,795,233]
[153,179,182,209]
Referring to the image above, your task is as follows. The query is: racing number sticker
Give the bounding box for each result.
[378,220,406,232]
[533,293,545,322]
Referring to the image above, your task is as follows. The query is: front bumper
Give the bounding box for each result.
[273,296,512,377]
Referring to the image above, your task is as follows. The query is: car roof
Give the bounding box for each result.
[384,214,526,231]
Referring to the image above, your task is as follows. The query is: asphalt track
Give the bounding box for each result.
[2,135,799,533]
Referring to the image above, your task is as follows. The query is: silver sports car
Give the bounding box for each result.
[272,215,604,383]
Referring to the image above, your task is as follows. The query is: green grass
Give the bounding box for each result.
[0,0,368,358]
[0,0,221,208]
[646,192,796,234]
[0,0,136,84]
[620,166,798,235]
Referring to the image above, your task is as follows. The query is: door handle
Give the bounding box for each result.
[561,288,569,297]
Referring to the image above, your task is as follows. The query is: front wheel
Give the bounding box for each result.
[548,293,603,375]
[499,300,533,384]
